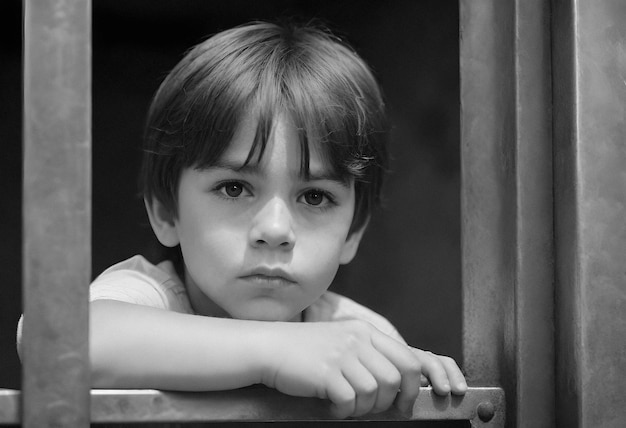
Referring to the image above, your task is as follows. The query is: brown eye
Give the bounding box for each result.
[303,190,324,206]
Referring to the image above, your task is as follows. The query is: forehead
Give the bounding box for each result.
[215,112,347,183]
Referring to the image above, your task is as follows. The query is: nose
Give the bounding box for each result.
[249,197,296,250]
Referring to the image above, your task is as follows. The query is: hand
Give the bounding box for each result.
[410,347,467,396]
[260,320,423,418]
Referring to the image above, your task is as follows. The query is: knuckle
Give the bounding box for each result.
[404,358,422,377]
[358,378,378,396]
[440,355,456,365]
[424,350,436,358]
[341,320,374,345]
[380,369,402,390]
[319,364,336,384]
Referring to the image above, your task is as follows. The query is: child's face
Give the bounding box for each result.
[163,114,364,321]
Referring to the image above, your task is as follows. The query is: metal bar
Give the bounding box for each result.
[460,0,554,426]
[511,1,555,426]
[552,0,626,426]
[0,387,505,425]
[22,0,91,427]
[460,0,514,388]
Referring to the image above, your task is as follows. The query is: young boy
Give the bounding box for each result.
[20,20,466,418]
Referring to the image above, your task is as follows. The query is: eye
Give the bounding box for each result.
[301,189,333,207]
[304,190,324,206]
[216,181,249,198]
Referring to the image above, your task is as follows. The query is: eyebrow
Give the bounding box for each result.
[204,160,352,188]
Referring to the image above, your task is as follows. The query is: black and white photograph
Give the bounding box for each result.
[1,1,624,427]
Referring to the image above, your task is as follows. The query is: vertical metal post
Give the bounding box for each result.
[511,2,555,425]
[460,0,554,426]
[552,0,626,427]
[22,0,91,426]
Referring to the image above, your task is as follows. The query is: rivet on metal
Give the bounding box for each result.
[476,401,495,422]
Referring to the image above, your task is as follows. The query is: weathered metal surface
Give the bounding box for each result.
[509,1,555,427]
[0,390,20,424]
[0,387,504,425]
[409,387,505,427]
[460,0,514,389]
[22,0,91,427]
[460,0,554,427]
[552,0,626,427]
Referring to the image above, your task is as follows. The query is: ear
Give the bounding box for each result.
[339,220,368,265]
[144,197,180,247]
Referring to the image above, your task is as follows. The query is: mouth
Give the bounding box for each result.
[240,267,297,286]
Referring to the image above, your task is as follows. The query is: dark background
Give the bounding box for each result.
[1,0,460,390]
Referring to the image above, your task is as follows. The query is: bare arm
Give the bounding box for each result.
[90,300,269,390]
[90,299,465,418]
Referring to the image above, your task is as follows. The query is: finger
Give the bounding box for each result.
[412,349,451,395]
[438,355,467,395]
[326,374,356,419]
[370,332,421,414]
[358,350,402,413]
[341,363,378,417]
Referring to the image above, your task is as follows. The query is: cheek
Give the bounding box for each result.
[178,216,246,271]
[295,230,346,277]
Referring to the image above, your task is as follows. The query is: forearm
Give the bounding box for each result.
[90,300,270,391]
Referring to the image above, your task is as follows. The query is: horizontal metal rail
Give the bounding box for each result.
[0,386,504,426]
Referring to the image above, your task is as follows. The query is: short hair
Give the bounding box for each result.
[141,20,389,235]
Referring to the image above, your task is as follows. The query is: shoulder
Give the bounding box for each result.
[305,291,406,344]
[90,255,193,314]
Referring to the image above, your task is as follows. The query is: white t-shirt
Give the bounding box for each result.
[17,255,404,348]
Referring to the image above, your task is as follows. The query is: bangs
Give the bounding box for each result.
[184,30,385,183]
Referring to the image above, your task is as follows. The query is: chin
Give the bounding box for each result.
[233,305,300,322]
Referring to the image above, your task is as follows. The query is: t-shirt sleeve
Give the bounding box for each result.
[90,266,169,309]
[306,291,407,344]
[89,255,189,313]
